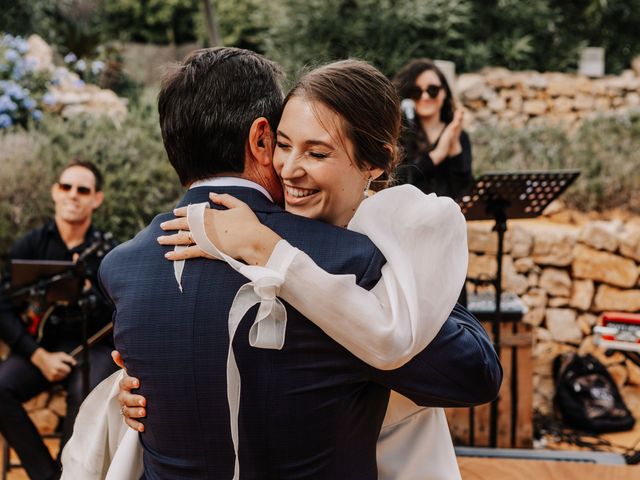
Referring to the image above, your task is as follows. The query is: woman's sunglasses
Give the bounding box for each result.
[58,182,93,195]
[408,84,443,100]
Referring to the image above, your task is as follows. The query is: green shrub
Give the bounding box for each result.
[471,110,640,213]
[0,90,183,264]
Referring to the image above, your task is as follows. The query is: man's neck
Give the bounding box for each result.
[55,216,91,250]
[187,172,277,203]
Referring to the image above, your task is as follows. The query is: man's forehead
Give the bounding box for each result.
[59,166,96,187]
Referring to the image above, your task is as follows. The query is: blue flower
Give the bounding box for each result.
[11,64,25,81]
[14,38,29,54]
[74,78,85,88]
[24,57,38,71]
[75,59,86,72]
[42,92,56,105]
[0,95,18,112]
[0,113,13,128]
[5,49,19,63]
[32,109,43,121]
[64,52,78,64]
[91,60,105,75]
[22,97,36,110]
[4,82,26,100]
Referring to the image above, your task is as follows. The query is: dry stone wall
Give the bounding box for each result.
[457,66,640,129]
[467,205,640,417]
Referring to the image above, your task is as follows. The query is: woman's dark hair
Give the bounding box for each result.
[285,59,401,188]
[393,59,455,124]
[158,47,284,186]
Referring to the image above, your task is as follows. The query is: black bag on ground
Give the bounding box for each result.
[553,352,635,433]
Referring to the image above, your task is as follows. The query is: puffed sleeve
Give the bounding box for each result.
[265,184,468,370]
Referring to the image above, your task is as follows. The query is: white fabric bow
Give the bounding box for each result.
[172,202,294,480]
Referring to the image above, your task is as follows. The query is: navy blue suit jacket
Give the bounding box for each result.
[99,186,501,479]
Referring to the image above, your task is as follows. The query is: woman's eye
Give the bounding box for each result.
[276,142,291,149]
[309,151,328,159]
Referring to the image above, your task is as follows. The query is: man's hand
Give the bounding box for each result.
[30,347,76,382]
[113,350,147,432]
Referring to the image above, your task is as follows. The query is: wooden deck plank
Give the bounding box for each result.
[458,457,639,480]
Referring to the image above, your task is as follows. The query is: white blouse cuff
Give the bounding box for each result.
[264,239,301,278]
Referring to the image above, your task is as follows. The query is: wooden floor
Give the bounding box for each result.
[1,438,58,480]
[2,433,639,479]
[458,457,639,479]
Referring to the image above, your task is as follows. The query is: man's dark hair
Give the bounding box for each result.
[158,47,284,186]
[60,158,104,192]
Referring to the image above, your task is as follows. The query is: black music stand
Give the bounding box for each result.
[9,260,93,397]
[458,169,580,448]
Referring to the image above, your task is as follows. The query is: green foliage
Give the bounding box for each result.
[43,0,105,58]
[210,0,267,51]
[4,0,640,75]
[259,0,640,76]
[262,0,475,78]
[0,91,183,260]
[471,111,640,212]
[103,0,200,44]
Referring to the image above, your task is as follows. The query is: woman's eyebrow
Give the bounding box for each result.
[276,130,290,140]
[277,130,334,149]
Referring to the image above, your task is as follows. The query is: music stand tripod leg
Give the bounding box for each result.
[489,210,507,448]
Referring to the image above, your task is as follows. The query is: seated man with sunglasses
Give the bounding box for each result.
[0,160,117,480]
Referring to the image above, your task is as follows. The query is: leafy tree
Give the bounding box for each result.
[262,0,474,78]
[103,0,200,44]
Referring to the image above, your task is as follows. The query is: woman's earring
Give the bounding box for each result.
[363,177,373,198]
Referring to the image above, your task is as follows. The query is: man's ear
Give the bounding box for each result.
[92,191,104,210]
[247,117,274,167]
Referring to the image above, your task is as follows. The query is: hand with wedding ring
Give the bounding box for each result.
[112,350,146,432]
[157,192,281,267]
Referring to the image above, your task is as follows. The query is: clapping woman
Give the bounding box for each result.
[394,59,473,200]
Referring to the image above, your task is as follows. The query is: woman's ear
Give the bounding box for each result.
[247,117,275,167]
[368,167,385,180]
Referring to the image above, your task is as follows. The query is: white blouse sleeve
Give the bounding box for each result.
[265,184,468,370]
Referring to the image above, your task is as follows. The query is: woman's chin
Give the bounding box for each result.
[285,202,315,219]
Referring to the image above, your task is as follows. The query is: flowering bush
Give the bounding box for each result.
[63,51,105,86]
[61,44,141,99]
[0,34,50,129]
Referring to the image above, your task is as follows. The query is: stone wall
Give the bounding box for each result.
[457,62,640,129]
[119,41,200,85]
[467,205,640,418]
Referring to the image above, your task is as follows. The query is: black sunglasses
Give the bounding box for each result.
[58,183,93,195]
[408,84,443,100]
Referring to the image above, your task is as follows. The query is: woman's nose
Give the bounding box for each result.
[279,153,304,179]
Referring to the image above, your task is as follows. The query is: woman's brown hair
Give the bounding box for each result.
[284,59,401,188]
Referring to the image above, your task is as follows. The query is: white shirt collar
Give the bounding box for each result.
[189,176,273,202]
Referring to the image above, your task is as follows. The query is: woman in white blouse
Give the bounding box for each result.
[119,60,470,479]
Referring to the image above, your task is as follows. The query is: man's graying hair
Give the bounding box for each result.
[158,47,284,186]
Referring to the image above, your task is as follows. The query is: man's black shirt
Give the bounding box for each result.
[0,220,116,358]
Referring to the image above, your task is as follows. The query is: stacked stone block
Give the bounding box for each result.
[466,210,640,418]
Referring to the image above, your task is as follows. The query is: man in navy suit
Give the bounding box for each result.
[99,47,501,479]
